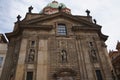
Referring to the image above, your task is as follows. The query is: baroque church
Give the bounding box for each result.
[0,1,113,80]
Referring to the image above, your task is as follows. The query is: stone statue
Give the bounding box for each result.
[28,49,35,62]
[61,50,67,62]
[93,19,97,24]
[17,15,21,22]
[91,49,97,62]
[58,4,63,12]
[28,6,33,13]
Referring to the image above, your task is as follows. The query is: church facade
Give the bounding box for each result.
[1,1,113,80]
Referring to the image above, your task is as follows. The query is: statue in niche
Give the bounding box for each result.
[28,49,35,62]
[91,49,97,62]
[61,50,67,62]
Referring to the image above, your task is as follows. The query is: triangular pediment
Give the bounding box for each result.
[22,12,100,28]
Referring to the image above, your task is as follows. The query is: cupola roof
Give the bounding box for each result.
[41,1,71,15]
[46,1,66,9]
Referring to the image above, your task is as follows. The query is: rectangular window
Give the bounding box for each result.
[96,70,103,80]
[57,24,67,35]
[0,57,3,67]
[26,71,33,80]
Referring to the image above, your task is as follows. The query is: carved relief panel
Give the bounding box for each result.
[60,49,67,63]
[26,40,38,64]
[88,38,99,63]
[27,49,35,63]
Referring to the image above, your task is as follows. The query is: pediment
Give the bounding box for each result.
[21,12,100,29]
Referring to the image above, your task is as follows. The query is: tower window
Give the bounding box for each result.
[95,70,103,80]
[26,71,33,80]
[57,24,67,35]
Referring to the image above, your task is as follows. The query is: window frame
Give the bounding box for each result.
[57,24,67,36]
[95,70,103,80]
[26,71,33,80]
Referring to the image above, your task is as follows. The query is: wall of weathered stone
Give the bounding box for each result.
[0,43,7,77]
[1,13,113,80]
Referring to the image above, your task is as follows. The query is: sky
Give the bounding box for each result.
[0,0,120,51]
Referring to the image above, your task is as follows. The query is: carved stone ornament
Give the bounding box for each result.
[61,50,67,63]
[53,68,77,80]
[28,49,35,62]
[28,6,33,13]
[91,49,97,62]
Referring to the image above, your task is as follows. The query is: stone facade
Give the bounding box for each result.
[0,34,7,77]
[0,1,113,80]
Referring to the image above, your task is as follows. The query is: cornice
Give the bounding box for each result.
[19,24,53,30]
[72,25,100,31]
[5,24,53,40]
[72,25,108,41]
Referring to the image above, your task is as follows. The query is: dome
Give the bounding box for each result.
[46,1,66,9]
[46,1,59,8]
[42,1,71,15]
[59,3,66,8]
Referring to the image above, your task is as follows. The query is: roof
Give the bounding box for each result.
[41,1,71,14]
[0,34,7,43]
[46,1,66,9]
[5,12,108,42]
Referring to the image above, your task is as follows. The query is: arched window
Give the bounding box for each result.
[57,24,67,35]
